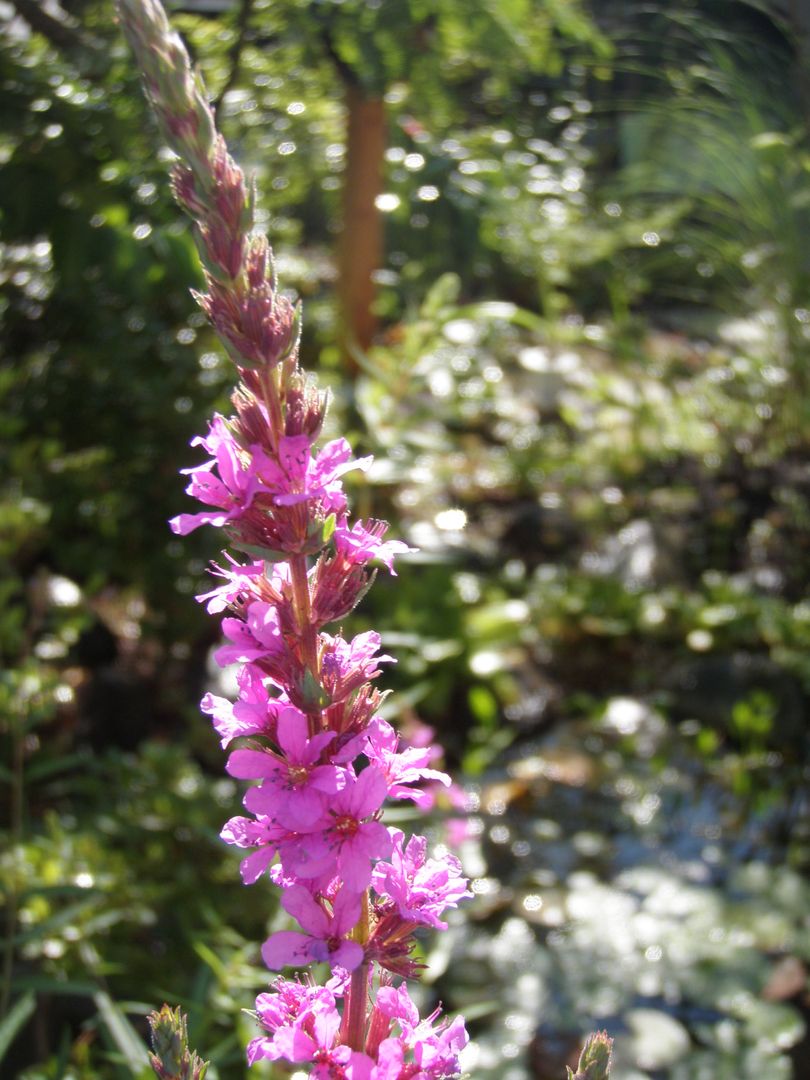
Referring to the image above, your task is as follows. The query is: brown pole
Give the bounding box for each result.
[337,82,386,373]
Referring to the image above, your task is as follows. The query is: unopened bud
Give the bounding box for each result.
[212,137,248,231]
[147,1005,208,1080]
[192,74,217,156]
[567,1031,613,1080]
[245,236,270,290]
[199,221,244,281]
[285,370,328,440]
[171,164,209,217]
[296,667,332,712]
[232,386,270,447]
[164,106,199,146]
[266,294,300,368]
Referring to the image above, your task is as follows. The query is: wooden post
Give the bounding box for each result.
[337,82,386,372]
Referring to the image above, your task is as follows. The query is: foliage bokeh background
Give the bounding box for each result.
[2,0,810,1077]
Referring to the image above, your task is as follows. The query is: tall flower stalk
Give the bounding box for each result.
[117,1,470,1075]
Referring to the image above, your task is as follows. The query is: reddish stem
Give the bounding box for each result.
[341,893,371,1051]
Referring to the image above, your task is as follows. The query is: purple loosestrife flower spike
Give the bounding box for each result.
[118,1,469,1075]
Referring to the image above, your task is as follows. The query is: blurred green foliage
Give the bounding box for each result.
[2,0,810,1077]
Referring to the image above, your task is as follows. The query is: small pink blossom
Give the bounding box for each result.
[201,666,280,748]
[220,815,291,884]
[247,982,374,1077]
[196,556,288,614]
[333,519,413,574]
[413,1014,469,1078]
[288,767,392,891]
[169,416,271,536]
[320,631,394,704]
[364,718,450,807]
[372,830,471,930]
[214,601,287,666]
[258,435,371,511]
[262,883,364,972]
[323,767,393,889]
[374,986,469,1079]
[232,706,344,829]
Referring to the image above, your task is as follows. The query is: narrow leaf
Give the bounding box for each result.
[93,991,151,1070]
[0,991,36,1062]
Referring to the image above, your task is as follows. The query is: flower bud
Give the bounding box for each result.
[285,370,328,440]
[147,1005,208,1080]
[245,235,270,290]
[171,164,209,218]
[199,221,244,281]
[567,1031,613,1080]
[212,137,248,231]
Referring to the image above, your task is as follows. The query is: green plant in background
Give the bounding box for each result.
[1,738,278,1076]
[596,5,810,439]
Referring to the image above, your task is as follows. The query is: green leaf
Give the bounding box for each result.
[231,541,289,562]
[298,668,331,710]
[191,940,228,982]
[0,991,36,1062]
[12,975,98,997]
[93,991,151,1071]
[421,273,460,319]
[25,751,92,782]
[321,513,336,544]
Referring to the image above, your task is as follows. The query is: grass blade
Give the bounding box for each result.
[93,990,151,1072]
[0,990,36,1062]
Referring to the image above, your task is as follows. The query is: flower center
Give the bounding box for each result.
[287,764,309,785]
[334,814,359,837]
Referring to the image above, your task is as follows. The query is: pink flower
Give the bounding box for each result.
[364,718,450,807]
[288,767,392,891]
[333,519,414,575]
[231,706,344,829]
[214,601,287,666]
[323,767,393,889]
[257,435,372,511]
[375,984,420,1030]
[369,1037,407,1079]
[261,883,364,972]
[372,830,471,931]
[374,986,469,1079]
[169,416,270,535]
[247,982,374,1077]
[214,603,326,710]
[201,666,281,748]
[320,631,394,704]
[220,814,291,884]
[197,556,289,615]
[247,981,332,1064]
[413,1015,469,1078]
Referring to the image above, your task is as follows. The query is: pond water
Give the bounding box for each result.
[427,699,810,1079]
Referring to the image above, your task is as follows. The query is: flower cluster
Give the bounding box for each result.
[117,1,470,1076]
[247,979,469,1078]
